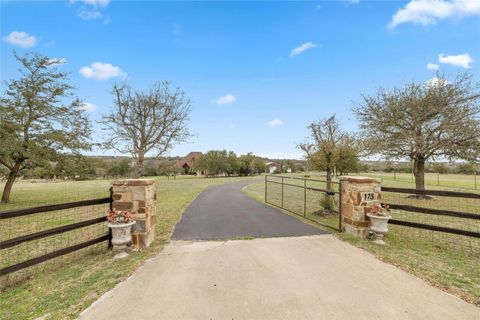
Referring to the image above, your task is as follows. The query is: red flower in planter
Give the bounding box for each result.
[107,209,134,224]
[369,204,390,217]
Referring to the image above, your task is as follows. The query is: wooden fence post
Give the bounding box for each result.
[108,187,113,249]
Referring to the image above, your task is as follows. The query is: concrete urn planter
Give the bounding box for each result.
[108,221,136,250]
[366,213,391,245]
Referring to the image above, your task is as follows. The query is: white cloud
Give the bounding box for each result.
[3,31,37,48]
[290,42,317,58]
[426,62,439,70]
[390,0,480,28]
[70,0,110,7]
[426,77,450,88]
[213,94,236,105]
[78,9,104,20]
[438,53,474,68]
[79,102,97,112]
[267,118,284,127]
[79,62,125,80]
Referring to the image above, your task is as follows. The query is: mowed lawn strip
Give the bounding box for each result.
[243,181,480,307]
[0,176,254,320]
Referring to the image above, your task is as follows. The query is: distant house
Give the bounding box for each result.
[265,162,281,174]
[176,152,203,175]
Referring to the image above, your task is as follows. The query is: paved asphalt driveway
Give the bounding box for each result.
[172,180,326,240]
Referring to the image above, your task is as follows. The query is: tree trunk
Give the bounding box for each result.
[1,162,21,203]
[413,157,426,191]
[135,153,145,178]
[326,167,333,191]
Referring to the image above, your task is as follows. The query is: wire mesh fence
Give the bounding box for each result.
[382,187,480,255]
[265,175,340,231]
[0,187,112,288]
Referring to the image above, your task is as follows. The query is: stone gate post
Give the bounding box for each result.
[339,176,382,238]
[111,179,156,249]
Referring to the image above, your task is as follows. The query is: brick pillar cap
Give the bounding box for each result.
[112,179,156,186]
[338,176,382,184]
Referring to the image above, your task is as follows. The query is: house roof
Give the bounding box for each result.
[176,152,203,168]
[265,162,281,166]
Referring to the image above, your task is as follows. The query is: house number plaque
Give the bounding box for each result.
[361,192,376,201]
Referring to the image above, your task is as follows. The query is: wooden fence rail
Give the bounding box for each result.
[382,186,480,239]
[0,195,112,276]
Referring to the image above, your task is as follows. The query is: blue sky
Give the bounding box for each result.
[1,0,479,159]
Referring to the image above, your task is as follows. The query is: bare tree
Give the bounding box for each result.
[298,142,314,173]
[354,73,480,191]
[101,82,191,177]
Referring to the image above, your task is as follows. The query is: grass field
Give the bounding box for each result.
[298,171,480,191]
[244,177,480,307]
[0,176,256,320]
[361,172,480,191]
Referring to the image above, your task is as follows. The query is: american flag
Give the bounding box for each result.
[326,114,336,125]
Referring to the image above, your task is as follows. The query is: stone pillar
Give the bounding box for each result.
[111,179,156,250]
[339,176,381,238]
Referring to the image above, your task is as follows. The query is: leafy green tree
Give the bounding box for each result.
[455,162,477,175]
[285,160,295,173]
[354,73,480,191]
[32,163,56,179]
[226,151,239,176]
[252,157,266,174]
[143,164,158,177]
[194,150,239,177]
[428,163,451,174]
[0,52,91,202]
[304,115,358,190]
[157,159,179,176]
[0,165,8,177]
[335,138,361,175]
[238,153,257,175]
[55,155,95,179]
[107,160,132,178]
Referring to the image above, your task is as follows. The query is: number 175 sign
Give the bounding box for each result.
[361,192,377,201]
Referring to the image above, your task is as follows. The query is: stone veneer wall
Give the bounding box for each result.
[339,176,382,238]
[111,179,156,249]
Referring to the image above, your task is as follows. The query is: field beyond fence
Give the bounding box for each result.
[361,172,480,191]
[264,175,340,231]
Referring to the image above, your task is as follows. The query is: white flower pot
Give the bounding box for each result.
[366,213,391,245]
[108,221,136,249]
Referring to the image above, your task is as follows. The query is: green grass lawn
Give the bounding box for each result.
[0,176,256,320]
[244,180,480,307]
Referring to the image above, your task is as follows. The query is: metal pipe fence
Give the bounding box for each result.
[264,175,340,231]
